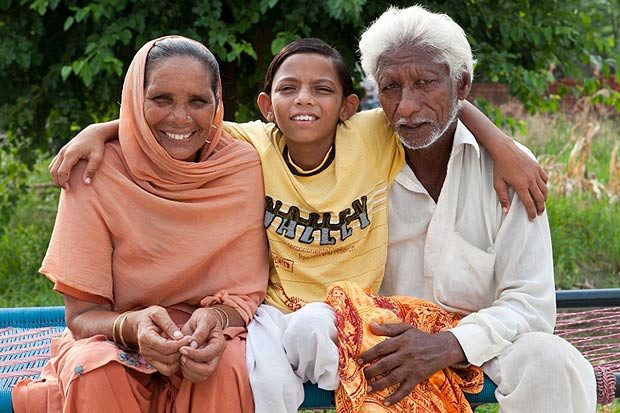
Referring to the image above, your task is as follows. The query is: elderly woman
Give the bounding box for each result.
[12,36,269,412]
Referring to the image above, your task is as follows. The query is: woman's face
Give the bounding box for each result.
[144,56,216,161]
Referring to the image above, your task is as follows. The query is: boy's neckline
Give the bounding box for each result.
[283,144,335,177]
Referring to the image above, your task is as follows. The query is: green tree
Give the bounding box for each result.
[1,0,618,163]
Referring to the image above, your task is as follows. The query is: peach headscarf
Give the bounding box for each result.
[41,36,269,327]
[119,35,246,194]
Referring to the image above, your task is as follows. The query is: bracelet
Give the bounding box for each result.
[111,311,132,349]
[112,312,123,344]
[118,311,132,348]
[209,307,229,330]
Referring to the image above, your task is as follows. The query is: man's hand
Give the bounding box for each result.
[359,323,466,406]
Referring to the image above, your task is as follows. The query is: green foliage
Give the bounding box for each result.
[548,194,620,288]
[0,141,30,227]
[0,222,64,307]
[1,0,619,162]
[475,400,620,413]
[448,0,619,113]
[0,152,62,307]
[474,98,528,135]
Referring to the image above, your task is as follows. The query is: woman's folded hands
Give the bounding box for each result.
[179,308,227,383]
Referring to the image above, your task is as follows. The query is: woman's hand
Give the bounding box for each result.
[128,306,191,376]
[492,137,548,221]
[178,307,226,383]
[49,120,119,190]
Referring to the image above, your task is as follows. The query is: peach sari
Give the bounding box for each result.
[13,36,269,413]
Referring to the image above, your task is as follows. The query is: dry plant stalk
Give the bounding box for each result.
[540,120,617,202]
[566,122,597,184]
[608,142,620,197]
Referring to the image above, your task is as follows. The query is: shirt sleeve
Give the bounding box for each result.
[348,109,405,186]
[223,120,269,147]
[450,198,556,366]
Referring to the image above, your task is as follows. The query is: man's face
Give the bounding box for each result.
[377,45,466,150]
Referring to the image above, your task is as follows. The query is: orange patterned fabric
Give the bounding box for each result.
[325,281,483,413]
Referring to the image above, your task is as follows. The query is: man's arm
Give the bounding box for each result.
[449,197,555,366]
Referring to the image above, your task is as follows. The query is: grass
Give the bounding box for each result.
[514,111,619,184]
[2,112,618,304]
[510,108,620,289]
[475,401,620,413]
[0,111,619,411]
[0,156,62,307]
[548,194,620,288]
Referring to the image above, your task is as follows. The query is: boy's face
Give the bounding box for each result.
[259,53,347,151]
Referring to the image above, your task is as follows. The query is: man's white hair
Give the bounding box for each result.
[359,5,475,84]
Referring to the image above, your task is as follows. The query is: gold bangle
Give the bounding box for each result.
[210,307,229,330]
[209,307,225,329]
[112,312,124,344]
[118,311,132,348]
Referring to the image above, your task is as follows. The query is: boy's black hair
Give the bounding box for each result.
[263,38,354,97]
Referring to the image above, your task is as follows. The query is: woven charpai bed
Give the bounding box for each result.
[1,290,619,412]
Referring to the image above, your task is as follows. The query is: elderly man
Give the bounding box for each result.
[358,5,596,412]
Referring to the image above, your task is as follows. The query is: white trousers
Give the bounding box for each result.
[246,303,339,413]
[246,304,596,413]
[482,332,596,413]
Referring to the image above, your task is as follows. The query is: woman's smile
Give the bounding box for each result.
[163,131,195,141]
[144,56,216,161]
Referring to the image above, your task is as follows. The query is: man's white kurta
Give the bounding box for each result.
[381,119,556,366]
[380,121,595,413]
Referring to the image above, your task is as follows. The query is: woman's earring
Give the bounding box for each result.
[205,124,217,143]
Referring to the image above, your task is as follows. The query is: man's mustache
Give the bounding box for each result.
[394,118,437,128]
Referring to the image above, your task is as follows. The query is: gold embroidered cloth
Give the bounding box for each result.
[325,281,483,413]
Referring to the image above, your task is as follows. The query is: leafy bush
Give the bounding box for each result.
[0,142,30,227]
[2,0,619,163]
[549,194,620,288]
[0,152,62,307]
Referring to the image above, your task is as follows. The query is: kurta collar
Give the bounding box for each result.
[394,119,480,194]
[453,119,481,159]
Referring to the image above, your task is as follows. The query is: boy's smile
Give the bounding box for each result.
[258,53,357,170]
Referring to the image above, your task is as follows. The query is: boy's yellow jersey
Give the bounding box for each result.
[224,109,404,313]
